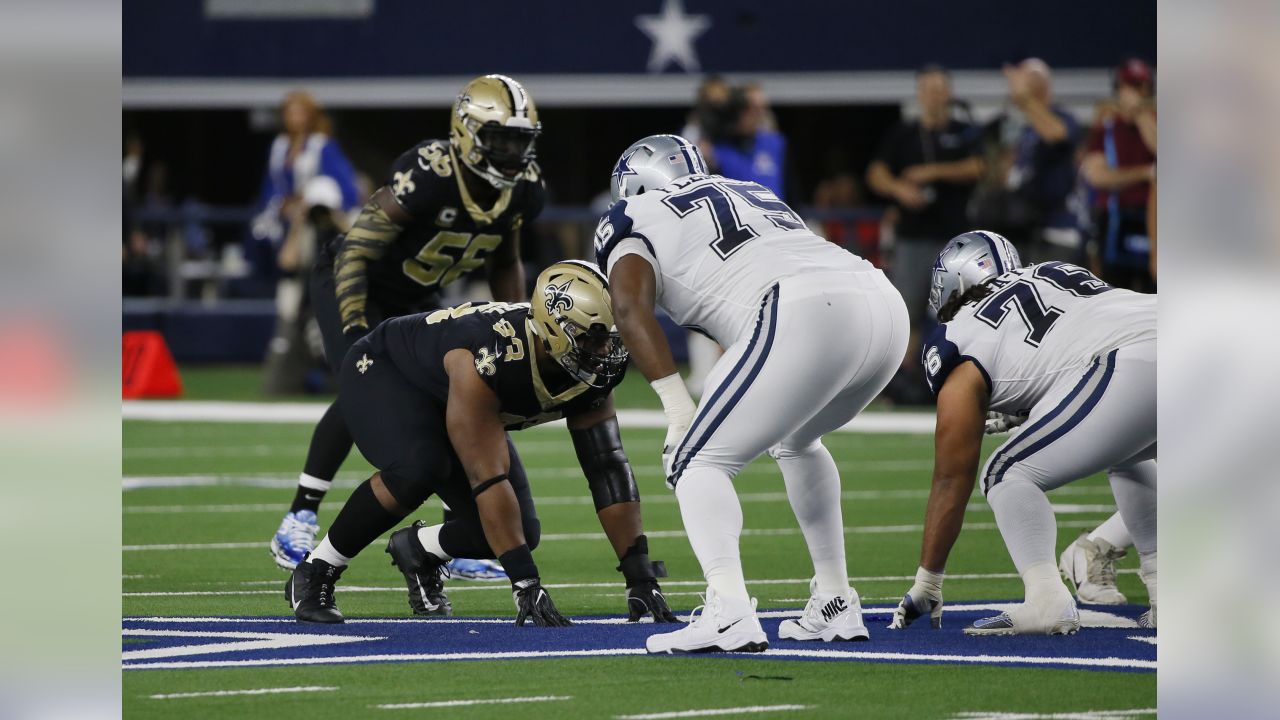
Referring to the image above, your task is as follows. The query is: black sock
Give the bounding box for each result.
[291,403,354,514]
[325,479,403,560]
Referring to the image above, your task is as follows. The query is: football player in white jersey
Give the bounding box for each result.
[889,230,1156,635]
[595,134,909,653]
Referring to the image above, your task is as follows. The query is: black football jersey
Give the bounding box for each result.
[367,301,621,430]
[365,139,546,309]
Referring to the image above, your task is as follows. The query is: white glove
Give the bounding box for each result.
[984,411,1028,435]
[650,373,696,489]
[889,567,944,629]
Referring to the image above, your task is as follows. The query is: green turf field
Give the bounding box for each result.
[123,367,1154,719]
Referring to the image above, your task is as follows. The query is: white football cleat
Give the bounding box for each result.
[1059,533,1128,604]
[965,594,1080,636]
[645,587,768,654]
[778,578,869,642]
[1137,604,1156,629]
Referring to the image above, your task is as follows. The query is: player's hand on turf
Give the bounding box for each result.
[626,579,678,623]
[984,411,1028,435]
[512,578,572,627]
[889,567,944,630]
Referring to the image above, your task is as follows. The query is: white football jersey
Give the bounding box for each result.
[595,173,874,343]
[922,262,1155,414]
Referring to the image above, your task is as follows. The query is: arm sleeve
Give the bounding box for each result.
[333,198,403,331]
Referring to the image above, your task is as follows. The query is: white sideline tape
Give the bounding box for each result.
[377,695,572,710]
[123,401,938,434]
[615,706,811,719]
[122,519,1110,553]
[149,686,337,700]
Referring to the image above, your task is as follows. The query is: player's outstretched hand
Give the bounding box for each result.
[626,579,679,623]
[888,567,944,630]
[512,578,572,627]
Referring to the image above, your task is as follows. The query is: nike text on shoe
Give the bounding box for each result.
[385,522,452,616]
[645,588,768,654]
[1059,533,1127,604]
[270,510,319,571]
[446,557,508,581]
[285,558,345,623]
[778,579,870,642]
[964,597,1080,636]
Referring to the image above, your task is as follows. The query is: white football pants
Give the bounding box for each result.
[671,271,909,600]
[983,340,1157,578]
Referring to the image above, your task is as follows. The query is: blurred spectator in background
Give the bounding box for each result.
[122,133,161,296]
[867,64,983,404]
[262,176,351,395]
[247,90,360,295]
[1002,58,1084,261]
[1081,58,1157,292]
[709,83,794,200]
[681,75,732,163]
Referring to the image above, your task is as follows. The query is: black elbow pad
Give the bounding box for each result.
[570,418,640,511]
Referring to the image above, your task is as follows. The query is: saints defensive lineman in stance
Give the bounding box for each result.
[285,262,676,626]
[889,231,1156,634]
[597,135,909,653]
[271,75,545,582]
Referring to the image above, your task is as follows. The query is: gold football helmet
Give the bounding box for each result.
[529,260,628,388]
[450,74,541,189]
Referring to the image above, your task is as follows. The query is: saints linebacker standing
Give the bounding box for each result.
[888,231,1156,635]
[285,262,677,627]
[598,135,909,653]
[271,75,545,582]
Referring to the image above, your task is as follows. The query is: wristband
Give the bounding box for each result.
[916,566,945,589]
[650,373,696,426]
[499,544,538,583]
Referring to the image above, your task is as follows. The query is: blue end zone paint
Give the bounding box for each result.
[124,604,1154,673]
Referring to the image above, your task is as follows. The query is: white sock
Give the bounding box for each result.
[1139,551,1157,605]
[987,478,1057,575]
[675,467,750,603]
[1087,511,1133,549]
[416,523,452,561]
[774,441,848,596]
[308,535,351,568]
[1022,561,1070,605]
[298,473,332,492]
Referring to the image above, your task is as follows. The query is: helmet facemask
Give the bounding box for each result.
[546,315,628,389]
[467,122,539,189]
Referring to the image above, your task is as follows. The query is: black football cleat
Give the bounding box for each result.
[386,521,453,617]
[285,558,346,623]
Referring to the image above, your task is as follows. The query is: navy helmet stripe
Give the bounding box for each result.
[983,350,1118,492]
[671,285,781,485]
[974,231,1006,275]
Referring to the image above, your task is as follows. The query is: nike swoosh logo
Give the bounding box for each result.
[717,618,743,634]
[304,494,322,501]
[290,576,301,610]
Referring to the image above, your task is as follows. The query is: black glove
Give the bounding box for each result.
[618,535,678,623]
[512,578,572,627]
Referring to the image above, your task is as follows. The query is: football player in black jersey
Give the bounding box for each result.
[271,75,547,579]
[285,262,678,627]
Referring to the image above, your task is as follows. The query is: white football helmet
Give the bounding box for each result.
[610,134,708,204]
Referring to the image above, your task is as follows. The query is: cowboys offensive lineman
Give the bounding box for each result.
[597,134,909,653]
[889,230,1156,634]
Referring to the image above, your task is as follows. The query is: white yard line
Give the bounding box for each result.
[615,706,811,719]
[124,629,382,661]
[376,695,572,710]
[149,686,337,700]
[123,401,938,434]
[949,711,1156,720]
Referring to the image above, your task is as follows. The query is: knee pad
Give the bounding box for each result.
[378,465,432,509]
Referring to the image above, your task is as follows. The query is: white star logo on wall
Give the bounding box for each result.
[635,0,712,73]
